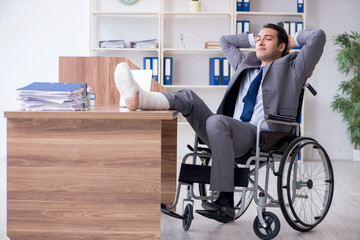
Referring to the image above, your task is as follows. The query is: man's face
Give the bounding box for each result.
[255,28,285,65]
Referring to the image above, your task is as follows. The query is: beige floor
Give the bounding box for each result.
[161,160,360,240]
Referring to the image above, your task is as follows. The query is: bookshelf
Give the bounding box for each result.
[90,0,306,85]
[89,0,307,130]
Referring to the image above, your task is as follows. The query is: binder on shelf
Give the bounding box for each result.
[164,57,173,85]
[297,0,304,13]
[221,58,230,85]
[289,21,296,37]
[278,21,303,49]
[296,21,303,33]
[143,57,159,82]
[278,21,290,35]
[151,57,159,82]
[236,20,250,34]
[243,0,250,11]
[294,21,303,49]
[236,0,243,11]
[209,58,221,85]
[143,57,152,70]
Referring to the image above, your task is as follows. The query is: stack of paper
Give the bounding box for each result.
[17,82,89,111]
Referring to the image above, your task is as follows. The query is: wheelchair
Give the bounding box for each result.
[161,83,334,240]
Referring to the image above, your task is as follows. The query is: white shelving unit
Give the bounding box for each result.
[90,0,306,84]
[89,0,307,156]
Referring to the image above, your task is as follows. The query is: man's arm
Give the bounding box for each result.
[291,29,326,80]
[284,34,298,54]
[220,33,255,70]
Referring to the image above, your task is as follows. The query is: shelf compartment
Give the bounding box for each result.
[236,11,304,17]
[91,11,159,16]
[163,14,231,49]
[164,85,228,89]
[163,48,223,53]
[92,48,160,52]
[163,12,231,16]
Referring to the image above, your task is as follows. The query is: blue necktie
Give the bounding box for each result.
[240,67,263,122]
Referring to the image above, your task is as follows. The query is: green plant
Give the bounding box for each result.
[331,31,360,150]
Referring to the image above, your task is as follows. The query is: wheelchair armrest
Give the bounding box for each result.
[265,114,297,123]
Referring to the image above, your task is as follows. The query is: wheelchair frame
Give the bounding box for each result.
[161,84,334,239]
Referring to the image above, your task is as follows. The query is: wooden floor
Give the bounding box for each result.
[161,160,360,240]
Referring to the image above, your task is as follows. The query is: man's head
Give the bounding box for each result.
[255,23,289,65]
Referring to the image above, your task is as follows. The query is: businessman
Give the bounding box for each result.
[114,23,326,222]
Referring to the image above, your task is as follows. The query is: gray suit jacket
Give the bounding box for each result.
[217,29,326,132]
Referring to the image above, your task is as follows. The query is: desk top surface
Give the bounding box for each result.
[4,104,178,120]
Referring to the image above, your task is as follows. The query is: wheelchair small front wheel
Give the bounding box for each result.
[182,204,193,231]
[253,211,280,240]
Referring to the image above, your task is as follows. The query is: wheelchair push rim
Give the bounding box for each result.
[277,137,334,231]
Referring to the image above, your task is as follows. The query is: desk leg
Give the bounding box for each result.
[161,119,177,206]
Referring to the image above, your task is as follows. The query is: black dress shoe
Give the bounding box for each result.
[201,198,234,212]
[195,210,234,223]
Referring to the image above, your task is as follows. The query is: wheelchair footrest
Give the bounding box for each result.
[161,203,185,220]
[178,164,249,187]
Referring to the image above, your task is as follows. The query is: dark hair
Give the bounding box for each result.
[263,23,288,56]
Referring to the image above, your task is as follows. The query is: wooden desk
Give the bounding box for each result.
[5,105,178,240]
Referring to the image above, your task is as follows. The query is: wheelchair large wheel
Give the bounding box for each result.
[277,137,334,232]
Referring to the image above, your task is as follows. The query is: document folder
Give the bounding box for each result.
[236,0,243,11]
[209,58,220,85]
[243,0,250,11]
[164,57,173,85]
[18,82,86,93]
[237,20,250,34]
[152,57,159,82]
[143,57,159,82]
[143,57,152,70]
[297,0,304,13]
[221,58,230,85]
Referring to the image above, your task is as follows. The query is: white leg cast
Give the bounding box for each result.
[114,62,169,110]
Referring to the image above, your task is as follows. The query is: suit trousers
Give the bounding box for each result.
[162,89,257,192]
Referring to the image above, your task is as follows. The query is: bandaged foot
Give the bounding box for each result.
[114,62,170,111]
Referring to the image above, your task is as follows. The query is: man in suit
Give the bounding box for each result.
[114,23,326,221]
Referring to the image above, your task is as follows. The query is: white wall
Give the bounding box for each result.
[0,1,359,162]
[0,1,89,238]
[304,0,360,159]
[0,0,360,238]
[1,0,359,162]
[0,0,90,159]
